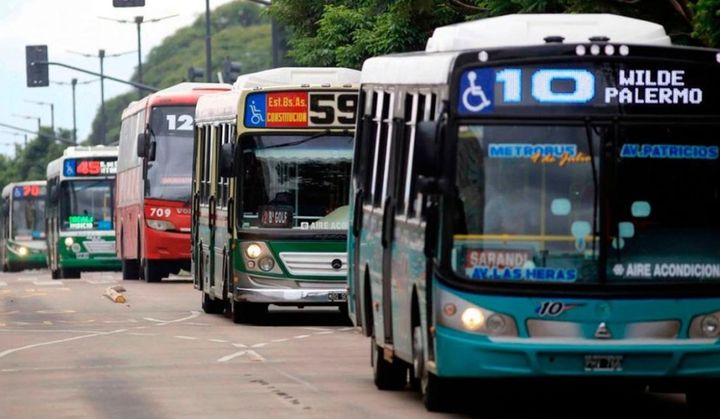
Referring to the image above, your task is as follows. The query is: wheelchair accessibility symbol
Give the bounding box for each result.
[458,69,494,114]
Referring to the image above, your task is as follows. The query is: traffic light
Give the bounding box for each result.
[187,67,205,82]
[113,0,145,7]
[26,45,49,87]
[222,58,241,84]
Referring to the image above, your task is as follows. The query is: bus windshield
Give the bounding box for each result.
[453,124,599,284]
[240,133,353,231]
[60,180,114,231]
[608,124,720,282]
[146,106,194,202]
[12,197,46,240]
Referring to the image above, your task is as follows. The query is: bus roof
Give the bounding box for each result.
[195,90,242,124]
[362,14,672,85]
[121,82,231,119]
[46,145,118,178]
[232,67,360,90]
[425,14,671,52]
[1,180,46,198]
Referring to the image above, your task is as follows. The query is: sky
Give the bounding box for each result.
[0,0,235,156]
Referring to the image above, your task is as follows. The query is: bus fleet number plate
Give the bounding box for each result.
[328,292,347,302]
[584,355,623,372]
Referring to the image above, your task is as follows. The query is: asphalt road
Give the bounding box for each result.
[0,269,694,418]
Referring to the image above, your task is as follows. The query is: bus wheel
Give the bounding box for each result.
[122,259,139,280]
[61,268,80,279]
[202,290,224,314]
[143,260,163,283]
[410,326,423,391]
[231,300,267,324]
[51,269,61,280]
[686,388,719,416]
[421,369,448,412]
[371,337,407,391]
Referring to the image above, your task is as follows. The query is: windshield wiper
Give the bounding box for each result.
[260,129,348,150]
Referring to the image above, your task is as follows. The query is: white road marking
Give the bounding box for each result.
[271,338,289,343]
[293,335,310,339]
[174,335,199,340]
[251,343,267,348]
[36,310,76,314]
[143,311,201,326]
[0,310,19,315]
[16,277,38,282]
[315,331,333,335]
[217,350,265,363]
[85,279,118,285]
[102,319,138,324]
[126,332,156,336]
[0,328,127,359]
[301,327,332,332]
[33,281,63,286]
[338,327,355,331]
[209,339,228,343]
[0,281,7,287]
[232,343,247,348]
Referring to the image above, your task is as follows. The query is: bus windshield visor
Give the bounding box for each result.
[146,106,194,202]
[60,180,114,231]
[453,125,599,284]
[240,133,353,231]
[12,197,46,240]
[608,124,720,283]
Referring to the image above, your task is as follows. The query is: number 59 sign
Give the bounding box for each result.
[244,90,358,129]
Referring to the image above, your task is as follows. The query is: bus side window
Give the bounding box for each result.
[397,93,419,216]
[371,92,391,207]
[358,90,378,199]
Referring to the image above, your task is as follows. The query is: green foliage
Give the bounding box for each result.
[693,0,720,47]
[86,1,272,145]
[0,128,70,192]
[270,0,718,70]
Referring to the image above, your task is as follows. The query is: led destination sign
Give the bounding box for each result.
[456,61,718,116]
[63,158,117,177]
[244,91,358,129]
[13,185,45,199]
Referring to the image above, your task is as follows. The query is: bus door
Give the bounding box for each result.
[207,127,219,293]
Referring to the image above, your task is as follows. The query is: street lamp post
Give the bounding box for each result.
[67,49,133,144]
[99,14,178,95]
[12,114,41,133]
[25,99,54,133]
[52,78,96,145]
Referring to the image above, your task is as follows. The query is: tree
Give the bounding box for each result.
[269,0,719,70]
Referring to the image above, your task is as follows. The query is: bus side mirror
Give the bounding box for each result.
[136,132,148,158]
[415,121,439,178]
[219,143,235,178]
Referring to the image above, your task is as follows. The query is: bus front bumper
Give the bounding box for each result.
[234,273,346,305]
[434,325,720,379]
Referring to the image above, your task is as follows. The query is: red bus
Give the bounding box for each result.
[116,83,230,282]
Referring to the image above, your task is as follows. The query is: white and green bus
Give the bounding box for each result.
[194,67,359,322]
[349,14,720,412]
[46,146,120,279]
[0,180,47,271]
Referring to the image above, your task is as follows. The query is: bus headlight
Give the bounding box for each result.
[437,288,518,337]
[245,243,263,259]
[690,311,720,338]
[146,219,176,231]
[258,257,275,272]
[64,237,74,247]
[18,247,28,257]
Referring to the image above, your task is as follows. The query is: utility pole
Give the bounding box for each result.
[52,78,97,145]
[205,0,212,82]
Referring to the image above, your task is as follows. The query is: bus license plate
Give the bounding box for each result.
[584,355,623,372]
[328,292,347,302]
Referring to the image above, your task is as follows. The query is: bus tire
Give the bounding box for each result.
[51,269,61,280]
[61,268,80,279]
[410,325,423,392]
[231,300,266,324]
[202,291,224,314]
[122,259,140,280]
[371,337,407,391]
[421,371,448,412]
[143,260,163,283]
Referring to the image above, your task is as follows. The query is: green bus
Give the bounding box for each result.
[193,67,359,322]
[46,146,121,279]
[0,180,48,271]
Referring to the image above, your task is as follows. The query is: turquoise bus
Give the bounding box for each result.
[46,146,121,279]
[348,14,720,412]
[193,67,359,322]
[0,181,47,271]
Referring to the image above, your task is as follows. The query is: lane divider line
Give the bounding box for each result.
[174,336,199,340]
[0,329,127,359]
